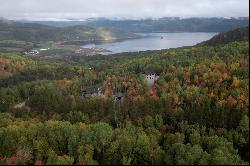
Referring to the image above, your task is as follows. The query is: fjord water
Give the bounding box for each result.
[82,32,217,54]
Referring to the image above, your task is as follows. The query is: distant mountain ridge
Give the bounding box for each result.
[84,17,249,33]
[0,19,139,42]
[25,17,249,33]
[198,26,249,46]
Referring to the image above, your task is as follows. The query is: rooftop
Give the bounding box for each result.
[85,87,98,94]
[143,69,157,75]
[114,92,125,98]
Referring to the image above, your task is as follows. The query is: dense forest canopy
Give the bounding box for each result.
[0,38,249,165]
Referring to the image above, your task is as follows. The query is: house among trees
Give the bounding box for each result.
[143,69,159,86]
[84,86,103,97]
[114,92,125,103]
[79,81,104,98]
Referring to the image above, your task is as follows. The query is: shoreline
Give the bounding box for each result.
[60,36,143,46]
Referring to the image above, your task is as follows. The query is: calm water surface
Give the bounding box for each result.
[82,32,217,54]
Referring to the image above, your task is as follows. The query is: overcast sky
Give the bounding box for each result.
[0,0,249,21]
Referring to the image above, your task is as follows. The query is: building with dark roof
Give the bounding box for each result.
[114,92,125,103]
[84,86,103,97]
[85,87,98,95]
[143,69,157,75]
[143,69,159,87]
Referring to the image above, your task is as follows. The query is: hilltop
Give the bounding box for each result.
[0,20,139,42]
[18,17,249,33]
[0,19,140,54]
[198,26,249,46]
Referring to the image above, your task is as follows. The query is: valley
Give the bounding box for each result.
[0,19,140,57]
[0,14,249,166]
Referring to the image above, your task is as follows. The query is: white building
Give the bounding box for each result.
[39,48,50,51]
[143,69,159,87]
[24,50,39,56]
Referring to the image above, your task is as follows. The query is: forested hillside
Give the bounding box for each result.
[199,26,249,46]
[0,41,249,165]
[0,20,139,42]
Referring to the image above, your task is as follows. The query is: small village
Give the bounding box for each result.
[24,48,50,56]
[23,46,112,60]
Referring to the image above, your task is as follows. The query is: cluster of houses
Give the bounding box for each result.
[24,50,39,56]
[81,69,160,103]
[75,47,111,57]
[24,48,50,56]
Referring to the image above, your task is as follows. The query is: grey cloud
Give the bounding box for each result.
[0,0,249,20]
